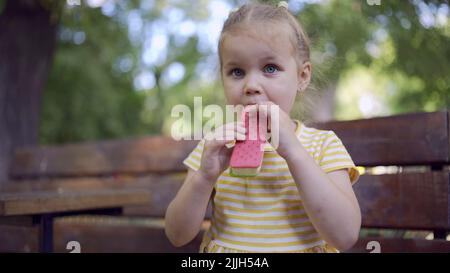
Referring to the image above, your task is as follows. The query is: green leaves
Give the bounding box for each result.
[39,0,450,144]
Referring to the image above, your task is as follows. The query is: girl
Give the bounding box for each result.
[165,1,361,253]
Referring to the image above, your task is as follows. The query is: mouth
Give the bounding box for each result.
[243,103,259,111]
[244,102,262,106]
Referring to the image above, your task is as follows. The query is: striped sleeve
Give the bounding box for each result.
[182,139,205,171]
[319,131,360,184]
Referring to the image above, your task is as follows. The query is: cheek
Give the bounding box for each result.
[266,81,297,111]
[223,82,241,103]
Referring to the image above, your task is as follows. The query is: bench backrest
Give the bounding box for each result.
[312,110,450,232]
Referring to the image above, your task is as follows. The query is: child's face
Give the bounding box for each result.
[220,25,307,115]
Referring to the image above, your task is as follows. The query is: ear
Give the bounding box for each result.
[297,61,312,92]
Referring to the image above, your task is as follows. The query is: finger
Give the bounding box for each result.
[216,123,238,138]
[212,126,232,141]
[236,132,246,141]
[256,106,268,140]
[223,129,244,141]
[244,104,258,113]
[225,141,235,148]
[223,122,238,130]
[236,123,246,134]
[217,122,246,138]
[258,103,268,120]
[260,102,278,132]
[247,111,259,140]
[224,127,246,140]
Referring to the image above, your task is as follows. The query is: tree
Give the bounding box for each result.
[0,0,62,185]
[40,0,211,142]
[39,1,147,143]
[2,0,448,186]
[296,0,449,119]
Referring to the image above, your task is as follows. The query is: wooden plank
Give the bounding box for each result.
[5,171,449,226]
[345,237,450,253]
[0,216,34,226]
[0,188,151,216]
[53,216,205,253]
[10,136,198,178]
[0,225,39,252]
[311,111,449,166]
[118,174,213,218]
[11,111,447,178]
[1,174,213,218]
[355,171,450,230]
[2,174,180,192]
[52,215,450,253]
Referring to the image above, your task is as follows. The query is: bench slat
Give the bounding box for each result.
[311,111,449,166]
[346,237,450,253]
[9,111,450,178]
[53,216,205,253]
[0,188,151,216]
[1,174,212,218]
[355,171,450,230]
[5,171,448,229]
[0,225,39,252]
[10,136,198,178]
[53,219,450,253]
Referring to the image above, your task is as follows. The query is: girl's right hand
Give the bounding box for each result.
[197,121,246,184]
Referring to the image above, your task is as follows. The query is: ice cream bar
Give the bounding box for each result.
[229,107,267,177]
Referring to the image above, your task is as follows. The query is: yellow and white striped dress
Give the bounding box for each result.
[183,119,360,253]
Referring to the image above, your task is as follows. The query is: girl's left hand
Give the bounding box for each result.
[247,101,299,159]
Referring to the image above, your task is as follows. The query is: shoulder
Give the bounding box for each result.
[300,122,360,184]
[299,122,341,148]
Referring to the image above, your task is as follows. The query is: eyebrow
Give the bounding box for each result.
[223,62,239,68]
[223,56,279,68]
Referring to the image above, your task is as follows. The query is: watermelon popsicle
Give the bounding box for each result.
[229,107,267,177]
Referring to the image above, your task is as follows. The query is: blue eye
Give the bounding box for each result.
[264,64,278,74]
[230,68,244,77]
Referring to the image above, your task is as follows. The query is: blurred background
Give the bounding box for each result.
[2,0,449,186]
[0,0,449,252]
[1,0,449,144]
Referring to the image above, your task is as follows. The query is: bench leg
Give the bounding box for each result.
[41,214,54,253]
[433,230,448,240]
[33,214,54,253]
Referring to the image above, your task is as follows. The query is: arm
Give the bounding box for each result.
[249,102,360,251]
[285,141,361,251]
[165,122,245,247]
[164,169,215,247]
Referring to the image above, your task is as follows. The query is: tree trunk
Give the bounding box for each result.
[0,0,59,186]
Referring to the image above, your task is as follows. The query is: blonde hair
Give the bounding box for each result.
[218,2,311,71]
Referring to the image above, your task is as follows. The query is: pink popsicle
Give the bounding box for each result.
[229,107,267,177]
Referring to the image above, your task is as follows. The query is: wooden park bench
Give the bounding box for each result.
[0,186,151,253]
[0,136,203,253]
[314,110,450,252]
[1,110,448,253]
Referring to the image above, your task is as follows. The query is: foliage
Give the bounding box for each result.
[38,0,449,143]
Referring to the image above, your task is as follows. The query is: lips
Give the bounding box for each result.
[244,101,265,106]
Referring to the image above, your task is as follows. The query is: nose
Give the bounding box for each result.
[243,73,262,95]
